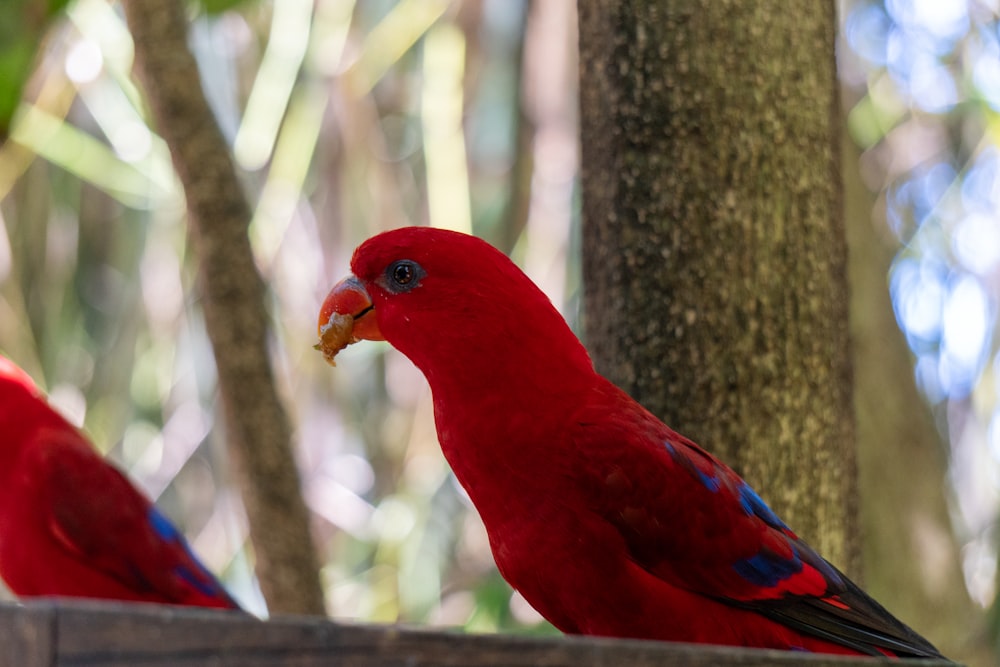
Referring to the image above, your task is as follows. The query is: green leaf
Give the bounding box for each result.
[191,0,257,17]
[0,0,72,141]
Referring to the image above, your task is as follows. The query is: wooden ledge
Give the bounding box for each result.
[0,601,955,666]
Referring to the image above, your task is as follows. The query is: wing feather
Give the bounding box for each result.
[29,427,239,609]
[576,382,942,658]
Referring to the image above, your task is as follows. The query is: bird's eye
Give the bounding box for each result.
[392,262,415,285]
[384,259,425,292]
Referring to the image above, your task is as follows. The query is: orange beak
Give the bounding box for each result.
[315,276,384,366]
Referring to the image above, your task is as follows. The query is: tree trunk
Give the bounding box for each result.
[123,0,326,615]
[578,1,858,577]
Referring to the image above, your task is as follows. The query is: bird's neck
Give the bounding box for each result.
[418,330,599,523]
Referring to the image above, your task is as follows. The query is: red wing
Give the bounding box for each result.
[27,427,239,609]
[580,418,834,602]
[573,382,941,658]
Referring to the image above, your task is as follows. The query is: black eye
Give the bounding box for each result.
[392,262,414,285]
[385,260,424,292]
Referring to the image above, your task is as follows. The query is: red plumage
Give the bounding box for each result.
[0,357,240,610]
[318,227,944,659]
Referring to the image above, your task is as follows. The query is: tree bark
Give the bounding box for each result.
[123,0,326,615]
[578,1,858,575]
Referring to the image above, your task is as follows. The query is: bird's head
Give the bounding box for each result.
[317,227,593,396]
[0,356,44,421]
[0,357,52,462]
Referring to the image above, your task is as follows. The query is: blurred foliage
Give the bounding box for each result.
[193,0,253,17]
[0,0,73,139]
[841,0,1000,643]
[2,0,999,647]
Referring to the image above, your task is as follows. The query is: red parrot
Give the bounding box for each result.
[317,227,945,659]
[0,356,240,610]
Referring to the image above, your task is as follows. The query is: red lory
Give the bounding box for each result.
[0,356,240,610]
[316,227,945,659]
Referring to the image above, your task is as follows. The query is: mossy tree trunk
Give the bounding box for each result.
[578,1,858,576]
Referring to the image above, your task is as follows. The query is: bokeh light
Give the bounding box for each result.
[845,0,1000,621]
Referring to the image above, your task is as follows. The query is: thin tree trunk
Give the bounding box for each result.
[123,0,326,615]
[845,136,993,663]
[578,1,859,576]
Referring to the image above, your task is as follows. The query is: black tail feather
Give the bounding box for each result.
[746,568,947,659]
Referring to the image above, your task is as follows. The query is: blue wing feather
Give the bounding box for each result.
[146,507,239,606]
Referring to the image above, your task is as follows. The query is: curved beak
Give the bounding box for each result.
[315,276,384,366]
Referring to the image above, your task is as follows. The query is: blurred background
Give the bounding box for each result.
[0,0,998,647]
